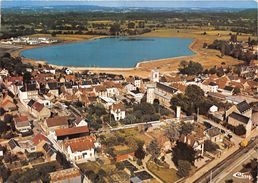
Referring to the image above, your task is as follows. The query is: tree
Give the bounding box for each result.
[110,23,121,35]
[165,125,180,142]
[234,125,246,136]
[185,85,204,102]
[115,162,125,170]
[180,122,194,135]
[23,71,32,84]
[146,139,161,160]
[123,114,137,124]
[178,60,203,75]
[56,151,71,169]
[128,22,135,29]
[135,146,145,160]
[177,160,192,177]
[51,32,56,37]
[204,140,219,152]
[172,141,196,165]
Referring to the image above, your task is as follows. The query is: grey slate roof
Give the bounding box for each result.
[229,112,250,124]
[236,100,252,113]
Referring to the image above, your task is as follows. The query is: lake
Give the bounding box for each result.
[21,37,194,68]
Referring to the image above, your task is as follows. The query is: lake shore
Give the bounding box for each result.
[10,30,257,78]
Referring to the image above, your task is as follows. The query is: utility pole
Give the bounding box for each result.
[197,107,199,123]
[209,170,213,183]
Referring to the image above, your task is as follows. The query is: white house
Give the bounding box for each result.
[13,116,31,133]
[99,96,116,109]
[64,136,96,162]
[18,84,38,100]
[74,117,88,127]
[209,105,218,113]
[111,102,126,121]
[125,83,137,92]
[65,68,73,75]
[128,90,144,103]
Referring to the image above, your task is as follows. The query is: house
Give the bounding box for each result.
[0,68,9,77]
[208,82,219,93]
[209,105,218,113]
[225,100,252,119]
[46,82,59,97]
[103,81,121,97]
[8,139,24,153]
[13,116,31,133]
[128,90,144,103]
[64,136,96,162]
[18,83,38,100]
[79,80,92,88]
[32,133,49,151]
[45,116,69,132]
[125,83,137,92]
[179,134,204,158]
[228,112,253,137]
[111,102,126,121]
[74,117,88,127]
[94,85,108,97]
[0,98,17,112]
[99,96,116,109]
[222,86,235,96]
[18,140,36,153]
[49,168,81,183]
[54,126,90,141]
[28,99,51,119]
[43,143,57,161]
[65,68,73,75]
[43,65,56,74]
[134,171,154,182]
[204,127,223,143]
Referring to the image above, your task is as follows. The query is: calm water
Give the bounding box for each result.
[21,37,194,68]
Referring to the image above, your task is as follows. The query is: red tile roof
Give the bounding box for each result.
[64,136,95,152]
[32,102,44,112]
[46,116,69,128]
[55,126,89,137]
[32,133,48,145]
[14,116,29,123]
[116,152,134,161]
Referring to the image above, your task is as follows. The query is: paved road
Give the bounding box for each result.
[193,137,258,183]
[214,149,258,183]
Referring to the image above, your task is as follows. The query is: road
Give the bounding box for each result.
[193,137,258,183]
[213,149,258,183]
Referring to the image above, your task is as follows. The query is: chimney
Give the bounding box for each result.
[176,106,181,120]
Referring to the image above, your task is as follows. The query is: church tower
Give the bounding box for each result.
[151,69,159,83]
[146,84,155,104]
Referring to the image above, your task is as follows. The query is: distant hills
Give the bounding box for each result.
[1,0,257,13]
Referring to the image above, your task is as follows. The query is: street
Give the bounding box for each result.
[213,149,258,183]
[193,137,258,183]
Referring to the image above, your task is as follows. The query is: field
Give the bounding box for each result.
[147,160,180,183]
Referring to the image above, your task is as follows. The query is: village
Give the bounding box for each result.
[0,48,257,183]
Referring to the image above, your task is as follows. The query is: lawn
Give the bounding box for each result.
[147,161,180,183]
[77,161,100,173]
[115,127,153,144]
[78,160,116,175]
[113,145,133,155]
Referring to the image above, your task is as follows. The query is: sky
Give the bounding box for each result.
[2,0,257,9]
